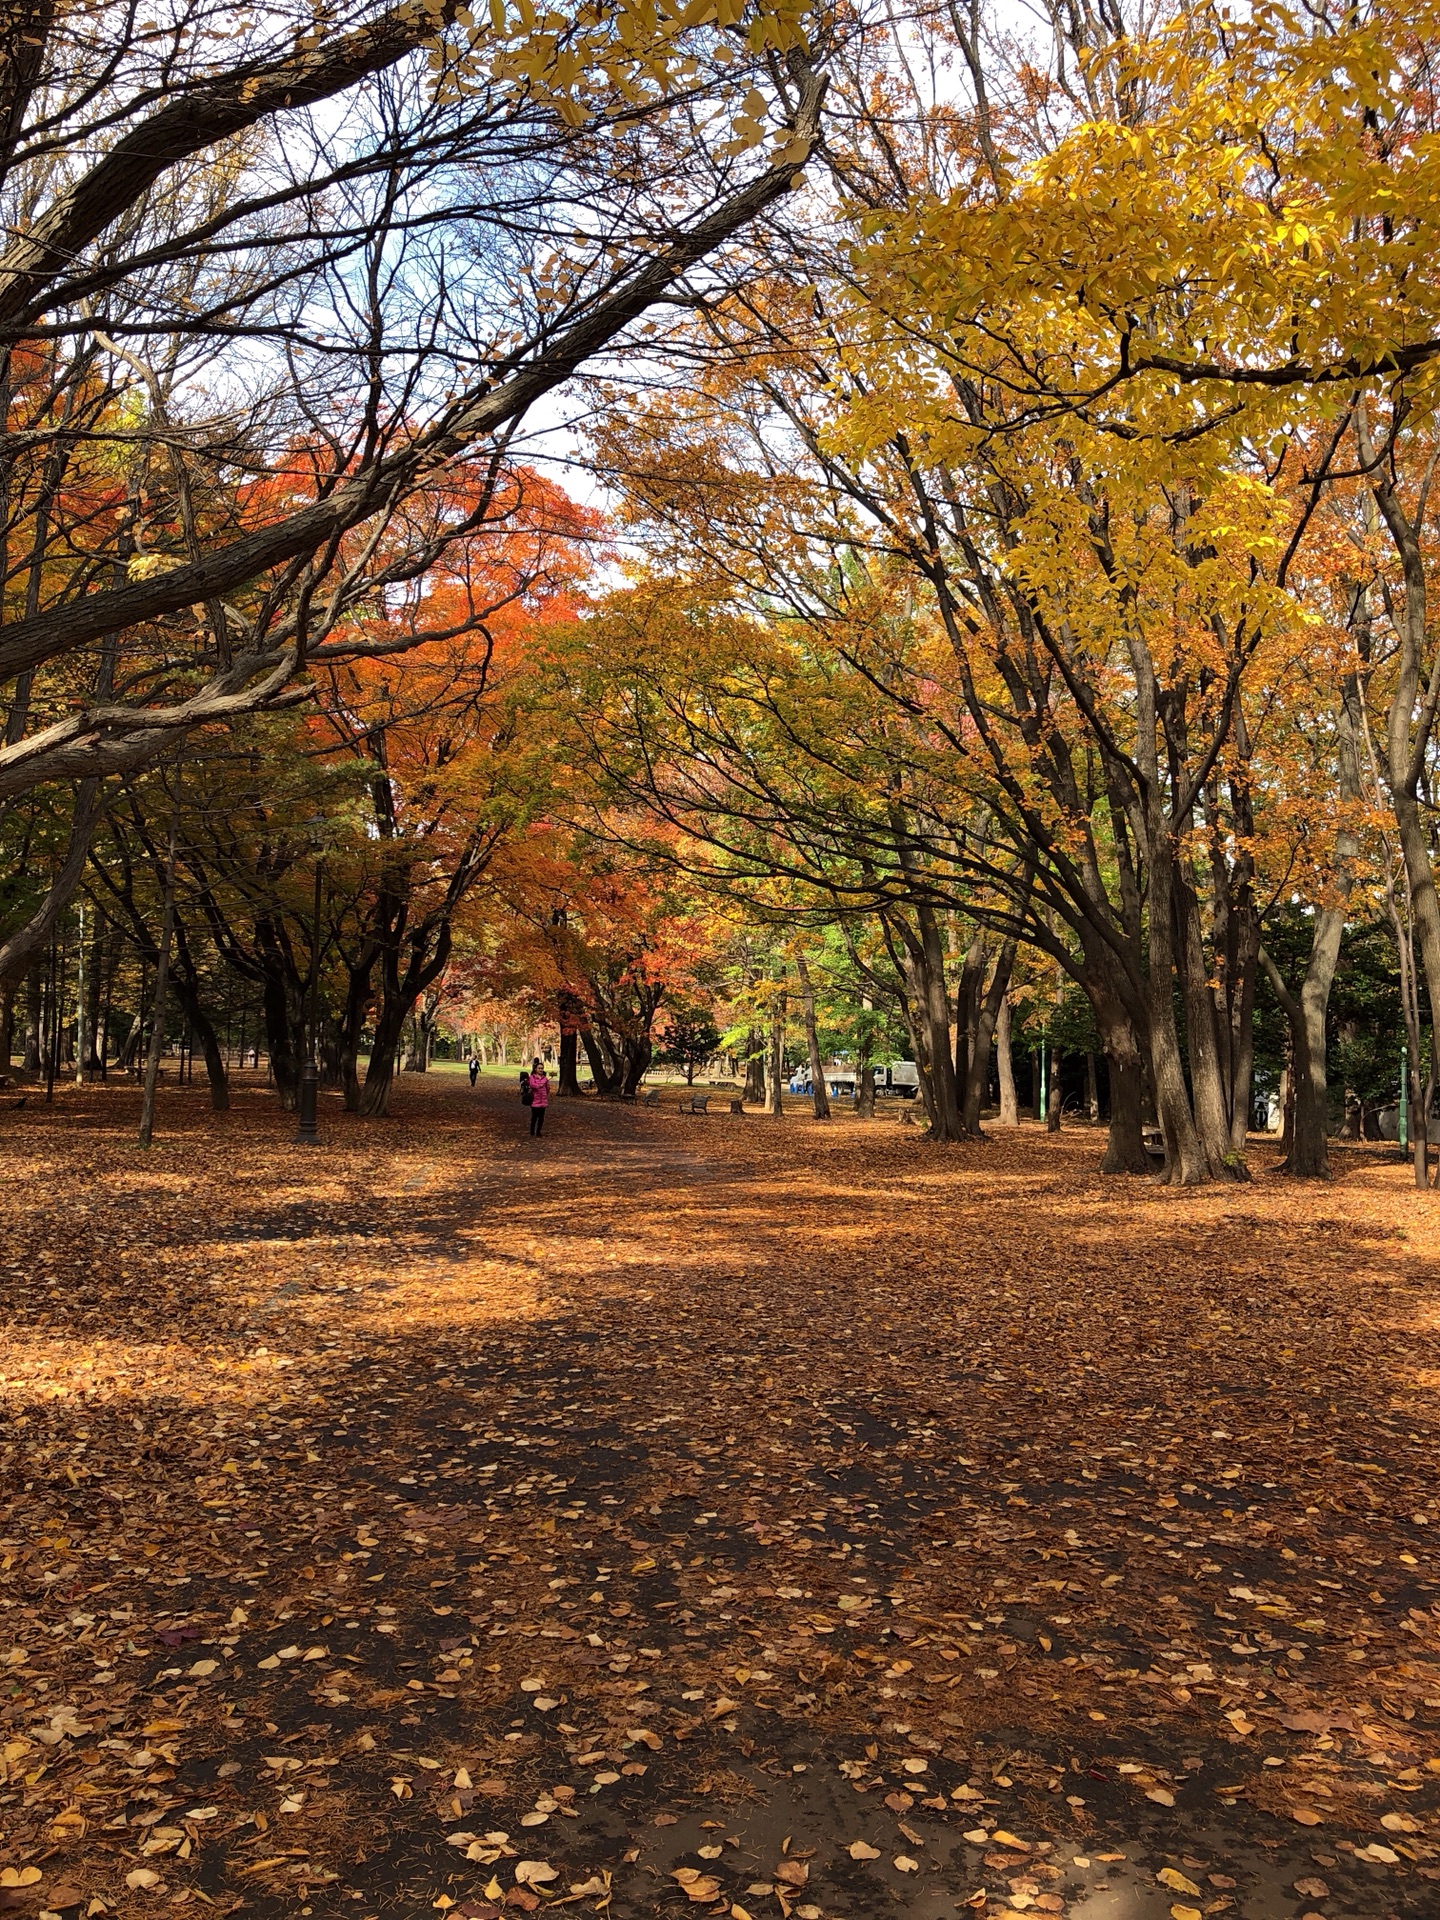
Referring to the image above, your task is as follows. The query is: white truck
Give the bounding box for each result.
[825,1061,919,1099]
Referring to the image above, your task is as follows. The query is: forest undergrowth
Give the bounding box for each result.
[1,1079,1437,1920]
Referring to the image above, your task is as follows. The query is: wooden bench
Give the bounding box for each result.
[679,1092,710,1114]
[1142,1126,1165,1160]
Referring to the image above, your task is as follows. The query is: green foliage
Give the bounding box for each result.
[658,1004,723,1074]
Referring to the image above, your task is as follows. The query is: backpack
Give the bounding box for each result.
[520,1073,533,1106]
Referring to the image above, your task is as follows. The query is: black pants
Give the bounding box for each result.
[529,1104,546,1135]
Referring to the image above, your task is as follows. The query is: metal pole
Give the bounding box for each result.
[1039,1034,1049,1123]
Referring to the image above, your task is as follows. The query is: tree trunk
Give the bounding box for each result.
[359,1001,406,1117]
[116,1006,142,1069]
[1147,827,1227,1184]
[1226,928,1258,1157]
[81,915,107,1073]
[1047,1044,1062,1131]
[580,1028,619,1098]
[1261,927,1342,1178]
[620,1035,652,1100]
[0,977,13,1071]
[1369,461,1440,1132]
[796,953,831,1119]
[917,911,961,1138]
[766,1000,786,1116]
[1259,667,1358,1175]
[171,970,230,1110]
[260,965,305,1110]
[557,1020,581,1097]
[22,962,41,1070]
[996,998,1017,1124]
[953,933,985,1113]
[1175,874,1249,1178]
[336,944,377,1112]
[1085,1050,1099,1122]
[857,1060,875,1117]
[743,1030,765,1103]
[960,938,1015,1134]
[891,905,963,1140]
[356,893,455,1116]
[138,825,179,1151]
[1102,1042,1150,1172]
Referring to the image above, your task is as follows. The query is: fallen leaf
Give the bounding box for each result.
[1289,1806,1324,1826]
[894,1855,919,1873]
[513,1862,559,1888]
[123,1871,160,1891]
[672,1869,723,1903]
[847,1841,881,1861]
[1158,1870,1202,1896]
[1380,1813,1421,1834]
[0,1868,42,1888]
[1145,1788,1175,1807]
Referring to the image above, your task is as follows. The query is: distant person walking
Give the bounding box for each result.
[467,1053,479,1087]
[527,1058,550,1136]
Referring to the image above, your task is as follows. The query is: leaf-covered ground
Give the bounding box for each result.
[1,1075,1438,1920]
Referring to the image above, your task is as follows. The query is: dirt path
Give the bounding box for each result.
[1,1076,1438,1920]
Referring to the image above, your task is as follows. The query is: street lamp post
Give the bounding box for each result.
[295,854,323,1146]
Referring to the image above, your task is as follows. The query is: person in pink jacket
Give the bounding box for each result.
[527,1058,550,1136]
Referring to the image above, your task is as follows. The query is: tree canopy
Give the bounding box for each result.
[5,0,1440,1184]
